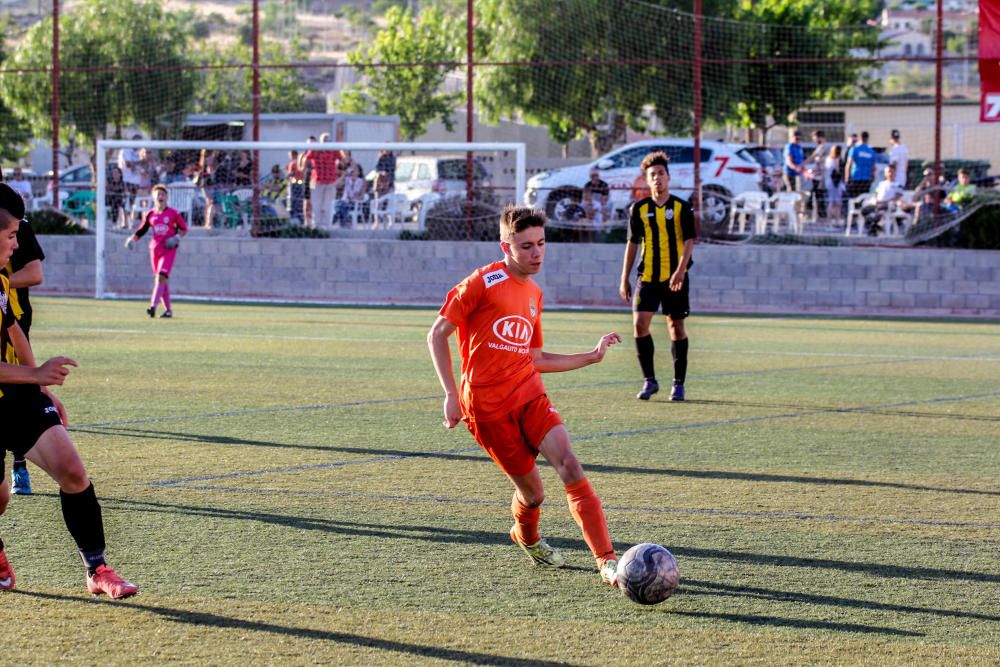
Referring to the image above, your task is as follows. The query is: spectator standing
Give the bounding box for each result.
[233,151,253,188]
[118,134,144,211]
[823,145,845,222]
[375,149,396,194]
[581,169,610,242]
[298,137,316,228]
[305,133,343,229]
[286,150,304,223]
[845,130,876,200]
[887,129,909,188]
[782,129,805,193]
[804,130,831,221]
[106,166,129,229]
[7,168,32,208]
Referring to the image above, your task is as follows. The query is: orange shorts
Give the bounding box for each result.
[466,393,564,477]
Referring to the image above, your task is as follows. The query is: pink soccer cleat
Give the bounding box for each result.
[0,549,14,591]
[86,564,138,599]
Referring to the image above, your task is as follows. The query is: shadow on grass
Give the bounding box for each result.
[668,610,923,637]
[11,590,578,666]
[682,578,1000,623]
[103,497,1000,584]
[98,424,997,499]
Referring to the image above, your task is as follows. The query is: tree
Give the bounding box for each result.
[192,39,316,114]
[474,0,744,157]
[336,6,462,141]
[0,0,196,160]
[0,25,32,163]
[730,0,882,143]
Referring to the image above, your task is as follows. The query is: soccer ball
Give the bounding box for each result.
[617,543,680,605]
[164,236,180,249]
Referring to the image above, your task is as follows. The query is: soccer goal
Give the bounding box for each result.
[93,139,527,300]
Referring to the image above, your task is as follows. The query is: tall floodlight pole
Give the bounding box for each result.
[465,0,475,237]
[934,0,943,191]
[693,0,703,237]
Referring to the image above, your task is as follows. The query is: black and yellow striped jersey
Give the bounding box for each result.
[627,195,696,283]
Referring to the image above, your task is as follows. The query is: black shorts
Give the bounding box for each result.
[0,385,62,471]
[633,276,690,319]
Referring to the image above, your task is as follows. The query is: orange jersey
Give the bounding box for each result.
[439,260,546,422]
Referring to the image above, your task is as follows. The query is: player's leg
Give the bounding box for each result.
[633,284,660,400]
[665,277,691,401]
[155,254,175,317]
[469,410,564,568]
[11,455,30,495]
[0,469,11,590]
[26,425,138,599]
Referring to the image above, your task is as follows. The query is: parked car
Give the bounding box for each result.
[743,145,783,195]
[46,163,94,202]
[391,155,493,211]
[524,139,762,231]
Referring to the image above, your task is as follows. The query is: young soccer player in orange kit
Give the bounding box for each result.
[427,205,622,585]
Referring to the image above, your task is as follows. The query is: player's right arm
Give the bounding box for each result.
[427,315,462,429]
[619,240,638,303]
[0,320,77,386]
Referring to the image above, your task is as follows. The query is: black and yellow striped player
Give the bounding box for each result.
[619,151,695,401]
[0,184,45,493]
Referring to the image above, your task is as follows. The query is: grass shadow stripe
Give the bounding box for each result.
[12,591,580,666]
[682,579,1000,622]
[668,610,923,637]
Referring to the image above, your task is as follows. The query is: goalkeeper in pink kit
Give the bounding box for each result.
[125,184,187,318]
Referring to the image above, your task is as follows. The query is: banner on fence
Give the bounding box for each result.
[981,0,1000,122]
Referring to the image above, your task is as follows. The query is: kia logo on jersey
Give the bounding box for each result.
[493,315,533,346]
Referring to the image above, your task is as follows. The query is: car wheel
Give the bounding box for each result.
[544,188,583,222]
[699,187,731,236]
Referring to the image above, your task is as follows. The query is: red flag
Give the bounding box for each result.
[981,0,1000,121]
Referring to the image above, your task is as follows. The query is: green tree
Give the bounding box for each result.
[0,0,195,160]
[192,39,316,114]
[336,6,462,141]
[474,0,743,156]
[0,25,32,163]
[731,0,882,143]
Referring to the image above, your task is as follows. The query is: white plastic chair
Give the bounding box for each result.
[729,191,769,234]
[844,193,871,236]
[167,184,197,224]
[764,192,802,234]
[371,193,409,229]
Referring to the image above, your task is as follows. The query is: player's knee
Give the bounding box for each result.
[158,272,169,282]
[57,466,90,494]
[519,488,544,508]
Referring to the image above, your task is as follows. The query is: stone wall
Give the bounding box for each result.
[37,235,1000,317]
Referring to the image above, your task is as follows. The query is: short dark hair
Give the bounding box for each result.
[861,131,869,142]
[813,130,825,139]
[499,205,546,243]
[640,151,670,174]
[0,182,26,221]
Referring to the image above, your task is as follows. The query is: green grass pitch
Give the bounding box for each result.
[2,297,998,664]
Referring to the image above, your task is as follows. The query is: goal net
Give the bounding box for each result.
[93,139,526,300]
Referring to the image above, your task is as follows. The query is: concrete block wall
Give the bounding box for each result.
[37,236,1000,317]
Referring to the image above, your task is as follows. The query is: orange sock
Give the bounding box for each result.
[510,494,540,546]
[565,478,616,565]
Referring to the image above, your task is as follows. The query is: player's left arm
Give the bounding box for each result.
[531,332,622,373]
[8,258,43,289]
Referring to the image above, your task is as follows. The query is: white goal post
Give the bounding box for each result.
[94,139,527,299]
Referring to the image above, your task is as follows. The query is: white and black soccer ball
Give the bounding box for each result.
[617,543,680,605]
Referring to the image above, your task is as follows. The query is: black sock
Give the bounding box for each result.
[12,458,26,471]
[60,483,107,574]
[635,334,656,382]
[671,337,689,384]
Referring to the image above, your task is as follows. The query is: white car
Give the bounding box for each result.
[525,139,763,231]
[391,155,493,211]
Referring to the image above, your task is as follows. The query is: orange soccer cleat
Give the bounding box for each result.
[86,564,138,599]
[0,548,14,591]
